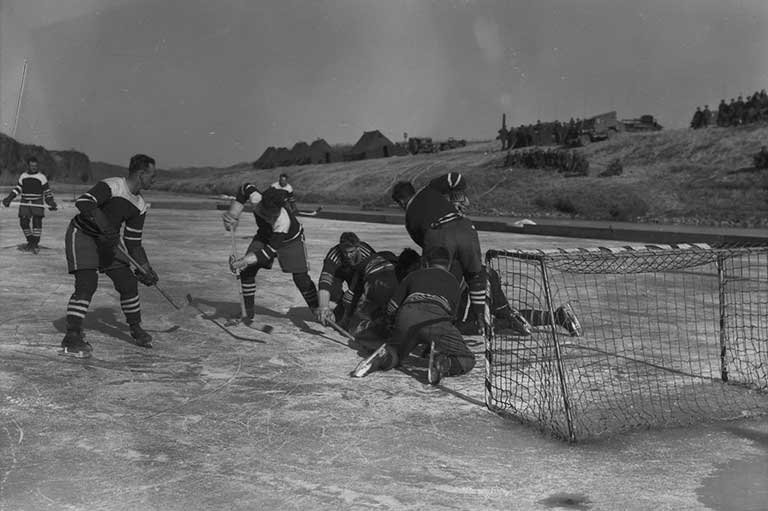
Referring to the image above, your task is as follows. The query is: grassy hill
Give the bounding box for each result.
[155,124,768,228]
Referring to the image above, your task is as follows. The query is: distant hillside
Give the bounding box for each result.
[0,132,92,184]
[154,124,768,228]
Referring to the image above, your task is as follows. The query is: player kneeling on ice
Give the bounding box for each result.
[315,232,376,328]
[61,154,159,358]
[352,246,475,385]
[332,248,400,339]
[225,187,319,318]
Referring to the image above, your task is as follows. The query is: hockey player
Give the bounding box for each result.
[2,156,58,254]
[391,178,486,333]
[339,249,399,339]
[270,172,297,213]
[426,171,470,215]
[315,232,376,326]
[224,186,318,318]
[352,246,475,385]
[61,154,159,358]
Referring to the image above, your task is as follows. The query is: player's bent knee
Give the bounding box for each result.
[73,269,99,298]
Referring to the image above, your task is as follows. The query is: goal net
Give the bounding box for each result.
[484,243,768,442]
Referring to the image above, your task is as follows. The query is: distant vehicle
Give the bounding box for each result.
[407,137,438,154]
[622,114,663,132]
[438,138,467,151]
[565,111,624,147]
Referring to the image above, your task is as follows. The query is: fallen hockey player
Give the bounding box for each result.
[352,246,475,385]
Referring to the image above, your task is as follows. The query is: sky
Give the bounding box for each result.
[1,0,767,167]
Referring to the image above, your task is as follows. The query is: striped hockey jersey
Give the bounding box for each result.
[7,172,55,209]
[72,177,148,259]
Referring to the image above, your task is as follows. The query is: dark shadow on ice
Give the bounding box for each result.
[188,296,283,321]
[286,306,359,349]
[53,307,133,343]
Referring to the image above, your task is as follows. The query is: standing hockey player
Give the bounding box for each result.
[352,246,475,385]
[426,171,470,215]
[61,154,159,358]
[391,177,486,333]
[315,232,376,327]
[2,156,58,254]
[270,172,297,214]
[224,186,319,318]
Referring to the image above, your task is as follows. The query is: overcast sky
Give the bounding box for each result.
[1,0,767,167]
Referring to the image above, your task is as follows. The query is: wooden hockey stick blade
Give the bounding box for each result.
[326,319,355,341]
[185,294,267,343]
[296,206,323,217]
[225,316,274,334]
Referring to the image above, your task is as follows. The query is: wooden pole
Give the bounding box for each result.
[12,59,28,138]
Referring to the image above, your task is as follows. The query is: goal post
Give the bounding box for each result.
[484,243,768,442]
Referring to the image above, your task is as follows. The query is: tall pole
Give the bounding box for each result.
[12,58,28,138]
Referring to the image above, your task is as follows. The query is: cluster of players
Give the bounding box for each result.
[3,154,581,385]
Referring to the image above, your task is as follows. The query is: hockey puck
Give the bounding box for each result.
[262,325,274,334]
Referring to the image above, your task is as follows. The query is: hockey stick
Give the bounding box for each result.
[326,319,355,341]
[296,206,323,217]
[230,228,248,321]
[185,293,269,341]
[116,244,182,310]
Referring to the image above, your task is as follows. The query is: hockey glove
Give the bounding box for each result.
[314,306,333,326]
[229,252,258,273]
[1,195,12,208]
[135,264,159,287]
[48,201,58,211]
[472,303,487,336]
[222,212,239,232]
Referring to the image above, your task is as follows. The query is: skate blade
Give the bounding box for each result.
[58,348,92,359]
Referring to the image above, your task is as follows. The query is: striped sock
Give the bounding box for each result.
[66,297,91,330]
[241,279,256,313]
[120,294,141,325]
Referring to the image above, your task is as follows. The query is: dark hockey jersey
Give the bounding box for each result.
[235,182,263,206]
[404,186,460,247]
[72,177,147,255]
[254,206,303,249]
[387,266,461,318]
[8,172,55,208]
[318,241,375,292]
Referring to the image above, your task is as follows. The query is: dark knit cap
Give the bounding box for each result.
[339,232,360,249]
[260,188,286,215]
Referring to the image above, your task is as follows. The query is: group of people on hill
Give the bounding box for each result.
[690,89,768,129]
[3,157,582,387]
[498,118,596,150]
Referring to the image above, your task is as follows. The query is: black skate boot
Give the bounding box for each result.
[60,329,93,358]
[129,323,153,348]
[427,341,451,386]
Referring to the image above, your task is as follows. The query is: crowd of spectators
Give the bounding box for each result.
[691,89,768,129]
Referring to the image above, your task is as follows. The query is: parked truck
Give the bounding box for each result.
[565,111,624,147]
